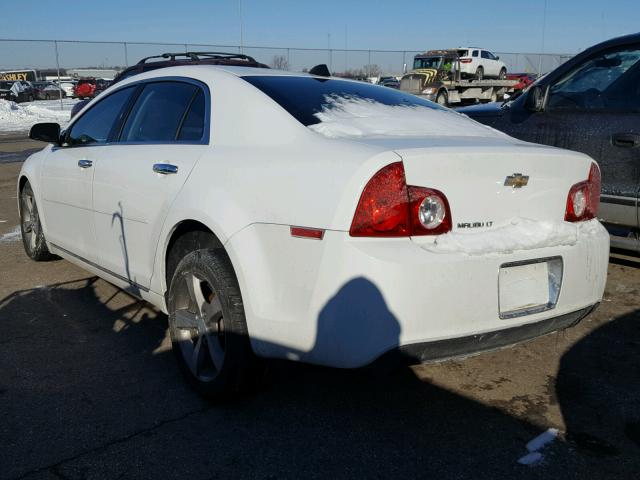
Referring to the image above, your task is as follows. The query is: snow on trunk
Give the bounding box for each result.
[421,218,605,255]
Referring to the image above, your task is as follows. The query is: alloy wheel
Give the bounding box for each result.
[21,190,39,252]
[172,272,226,382]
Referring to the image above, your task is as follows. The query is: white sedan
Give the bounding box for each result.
[20,65,609,401]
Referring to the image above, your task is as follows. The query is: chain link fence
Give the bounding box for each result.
[0,39,573,79]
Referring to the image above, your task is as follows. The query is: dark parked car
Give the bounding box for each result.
[459,33,640,253]
[32,81,66,100]
[0,81,11,101]
[379,77,400,89]
[0,80,35,102]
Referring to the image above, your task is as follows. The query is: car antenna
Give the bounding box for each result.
[309,64,331,77]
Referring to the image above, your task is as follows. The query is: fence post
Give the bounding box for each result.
[54,40,63,109]
[402,51,406,74]
[287,48,290,70]
[123,42,129,67]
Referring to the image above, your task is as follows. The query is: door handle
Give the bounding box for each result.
[612,133,640,149]
[78,159,93,168]
[153,163,178,175]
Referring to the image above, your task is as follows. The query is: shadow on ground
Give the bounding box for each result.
[0,277,638,479]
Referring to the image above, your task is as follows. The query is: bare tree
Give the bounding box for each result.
[271,55,290,71]
[363,64,381,78]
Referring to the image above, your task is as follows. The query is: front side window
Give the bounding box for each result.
[120,81,199,142]
[548,45,640,111]
[67,86,135,146]
[481,51,490,59]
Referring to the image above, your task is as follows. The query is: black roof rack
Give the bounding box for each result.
[137,51,259,64]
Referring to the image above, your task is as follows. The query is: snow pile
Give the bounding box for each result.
[308,96,506,139]
[423,218,605,255]
[0,226,21,244]
[0,99,70,133]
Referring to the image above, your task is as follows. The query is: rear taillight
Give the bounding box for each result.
[565,163,601,222]
[460,58,473,64]
[350,162,452,237]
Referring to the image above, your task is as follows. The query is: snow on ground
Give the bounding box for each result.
[0,226,21,244]
[0,98,79,134]
[422,218,605,255]
[308,96,507,139]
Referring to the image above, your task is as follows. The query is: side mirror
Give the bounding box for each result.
[525,85,549,112]
[495,56,500,60]
[29,123,61,144]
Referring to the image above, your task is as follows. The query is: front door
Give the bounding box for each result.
[39,85,137,261]
[91,80,208,290]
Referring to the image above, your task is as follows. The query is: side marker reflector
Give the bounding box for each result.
[290,226,325,240]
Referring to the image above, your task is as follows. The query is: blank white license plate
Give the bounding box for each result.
[499,262,550,316]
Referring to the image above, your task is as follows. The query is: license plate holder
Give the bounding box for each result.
[499,257,563,319]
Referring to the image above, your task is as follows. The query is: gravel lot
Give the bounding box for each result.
[0,138,639,479]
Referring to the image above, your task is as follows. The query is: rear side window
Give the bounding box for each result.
[120,81,199,143]
[67,86,135,146]
[457,49,469,57]
[177,90,206,141]
[472,50,479,57]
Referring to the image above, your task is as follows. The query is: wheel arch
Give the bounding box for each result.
[163,219,226,291]
[17,174,32,216]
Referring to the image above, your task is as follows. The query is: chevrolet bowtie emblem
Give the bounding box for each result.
[504,173,529,188]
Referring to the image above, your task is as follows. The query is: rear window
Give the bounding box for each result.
[457,49,469,57]
[242,75,445,126]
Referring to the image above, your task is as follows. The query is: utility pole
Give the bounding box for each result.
[238,0,244,53]
[538,0,547,75]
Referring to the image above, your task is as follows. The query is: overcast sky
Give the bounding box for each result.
[1,0,638,54]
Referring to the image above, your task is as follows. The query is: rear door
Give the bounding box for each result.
[91,79,209,290]
[481,50,499,77]
[522,44,640,251]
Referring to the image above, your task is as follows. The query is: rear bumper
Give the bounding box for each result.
[226,221,609,369]
[375,304,597,366]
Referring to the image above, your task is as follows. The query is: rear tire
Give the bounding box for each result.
[167,248,264,402]
[499,68,507,80]
[19,182,56,261]
[475,67,484,80]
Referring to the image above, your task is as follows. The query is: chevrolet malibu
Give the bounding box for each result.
[20,65,609,401]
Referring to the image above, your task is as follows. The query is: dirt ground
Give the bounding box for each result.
[1,141,639,480]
